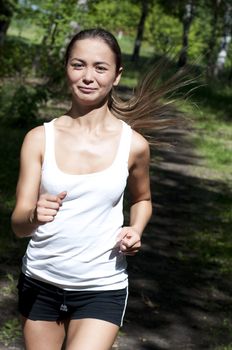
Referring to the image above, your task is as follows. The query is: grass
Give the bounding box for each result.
[175,81,232,282]
[178,81,232,274]
[197,135,232,171]
[0,318,21,347]
[0,273,22,347]
[190,84,232,177]
[118,34,155,57]
[8,20,44,44]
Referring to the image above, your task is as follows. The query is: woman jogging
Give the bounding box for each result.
[11,28,153,350]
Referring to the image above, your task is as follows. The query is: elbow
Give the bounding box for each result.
[11,212,25,238]
[11,213,20,238]
[131,197,153,218]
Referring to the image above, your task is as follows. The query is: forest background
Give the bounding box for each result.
[0,0,232,349]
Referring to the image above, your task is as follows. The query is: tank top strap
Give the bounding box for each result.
[42,119,56,169]
[116,120,132,165]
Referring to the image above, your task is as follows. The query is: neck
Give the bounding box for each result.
[65,100,114,129]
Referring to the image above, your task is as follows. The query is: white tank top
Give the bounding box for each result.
[22,119,132,291]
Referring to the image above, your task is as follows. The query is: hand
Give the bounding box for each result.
[29,191,67,225]
[117,226,141,255]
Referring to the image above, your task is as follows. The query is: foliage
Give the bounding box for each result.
[83,0,140,33]
[0,0,18,17]
[2,273,17,296]
[0,0,231,81]
[0,0,17,48]
[0,81,47,128]
[187,10,212,61]
[0,318,21,346]
[145,3,182,55]
[0,36,38,76]
[14,0,80,47]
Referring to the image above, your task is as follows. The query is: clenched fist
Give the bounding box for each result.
[29,191,67,225]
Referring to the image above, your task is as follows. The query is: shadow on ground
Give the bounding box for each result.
[117,126,232,350]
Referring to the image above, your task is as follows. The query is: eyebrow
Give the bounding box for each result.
[70,58,110,66]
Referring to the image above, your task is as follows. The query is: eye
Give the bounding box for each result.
[96,65,107,72]
[71,62,84,70]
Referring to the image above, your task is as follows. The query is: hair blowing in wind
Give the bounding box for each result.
[65,28,195,146]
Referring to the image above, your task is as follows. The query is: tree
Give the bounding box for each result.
[157,0,196,66]
[214,1,232,76]
[131,0,150,62]
[205,0,222,76]
[24,0,79,48]
[82,0,139,35]
[178,0,195,67]
[14,0,81,76]
[0,0,17,45]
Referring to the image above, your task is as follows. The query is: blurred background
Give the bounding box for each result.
[0,1,231,349]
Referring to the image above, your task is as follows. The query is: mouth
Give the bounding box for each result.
[78,86,97,93]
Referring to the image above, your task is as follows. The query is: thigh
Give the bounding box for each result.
[65,318,119,350]
[22,317,66,350]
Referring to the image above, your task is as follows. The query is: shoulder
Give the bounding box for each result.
[130,129,150,158]
[21,125,45,155]
[24,125,45,141]
[128,129,150,168]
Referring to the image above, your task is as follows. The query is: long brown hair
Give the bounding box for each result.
[65,28,194,146]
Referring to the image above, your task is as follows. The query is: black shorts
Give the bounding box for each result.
[17,273,128,327]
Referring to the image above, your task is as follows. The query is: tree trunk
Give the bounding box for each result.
[206,0,221,77]
[178,0,194,67]
[0,0,16,46]
[131,1,149,62]
[214,3,232,76]
[0,19,10,46]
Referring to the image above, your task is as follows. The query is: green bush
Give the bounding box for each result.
[0,36,63,80]
[0,37,36,76]
[0,82,47,128]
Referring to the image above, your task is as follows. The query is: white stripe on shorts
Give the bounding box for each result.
[120,285,129,327]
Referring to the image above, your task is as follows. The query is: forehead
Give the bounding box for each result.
[69,38,116,63]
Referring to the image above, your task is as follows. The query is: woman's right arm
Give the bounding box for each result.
[11,126,66,238]
[11,126,45,237]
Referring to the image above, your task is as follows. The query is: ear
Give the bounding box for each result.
[113,67,123,87]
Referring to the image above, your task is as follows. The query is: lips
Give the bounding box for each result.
[78,86,97,93]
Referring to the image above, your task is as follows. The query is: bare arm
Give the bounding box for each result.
[11,127,66,238]
[118,131,152,255]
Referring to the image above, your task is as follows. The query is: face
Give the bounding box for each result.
[66,38,122,106]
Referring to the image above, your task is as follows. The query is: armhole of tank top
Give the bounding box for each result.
[117,121,132,166]
[41,119,55,170]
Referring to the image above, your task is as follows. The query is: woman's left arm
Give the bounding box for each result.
[118,131,152,255]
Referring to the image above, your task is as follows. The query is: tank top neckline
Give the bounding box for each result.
[48,118,129,178]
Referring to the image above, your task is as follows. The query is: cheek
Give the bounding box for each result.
[66,70,80,84]
[100,74,118,87]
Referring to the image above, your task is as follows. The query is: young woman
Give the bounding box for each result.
[11,28,153,350]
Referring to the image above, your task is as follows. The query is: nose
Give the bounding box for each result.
[82,68,94,84]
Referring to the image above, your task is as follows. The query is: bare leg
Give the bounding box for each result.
[22,317,66,350]
[65,318,119,350]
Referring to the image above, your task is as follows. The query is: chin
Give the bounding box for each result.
[74,93,109,107]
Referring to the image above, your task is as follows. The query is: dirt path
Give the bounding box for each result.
[115,127,232,350]
[0,125,232,350]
